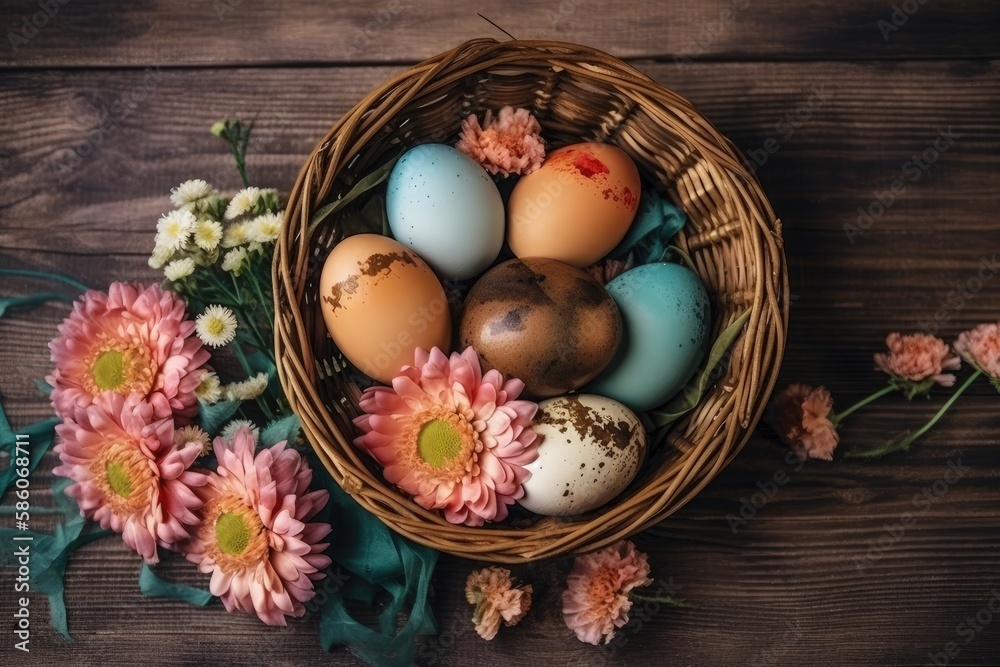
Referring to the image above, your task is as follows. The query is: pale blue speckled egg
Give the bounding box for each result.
[387,144,504,280]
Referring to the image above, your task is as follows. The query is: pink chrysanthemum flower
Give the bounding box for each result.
[954,321,1000,381]
[874,332,961,387]
[766,384,840,461]
[48,282,210,423]
[183,428,332,626]
[456,106,546,177]
[465,567,532,641]
[352,347,539,527]
[562,540,652,645]
[53,392,206,563]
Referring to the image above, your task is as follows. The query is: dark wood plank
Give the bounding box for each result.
[1,0,999,67]
[1,61,998,245]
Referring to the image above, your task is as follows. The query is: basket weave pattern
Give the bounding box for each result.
[275,39,788,563]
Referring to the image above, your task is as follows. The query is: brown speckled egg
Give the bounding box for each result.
[459,258,622,398]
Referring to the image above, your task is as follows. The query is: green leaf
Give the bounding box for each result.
[260,414,301,447]
[888,376,937,400]
[139,564,213,607]
[308,157,399,235]
[197,399,241,436]
[648,307,752,428]
[339,193,389,239]
[0,268,88,292]
[0,292,76,318]
[36,379,54,398]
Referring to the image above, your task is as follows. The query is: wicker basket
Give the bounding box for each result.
[275,38,788,563]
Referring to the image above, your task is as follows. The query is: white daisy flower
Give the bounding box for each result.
[170,179,215,209]
[248,212,283,243]
[220,419,260,443]
[221,221,251,248]
[163,257,196,281]
[193,220,223,251]
[148,244,174,269]
[173,424,212,456]
[156,209,197,250]
[195,305,238,348]
[221,247,249,273]
[222,372,270,401]
[196,371,222,404]
[224,186,261,219]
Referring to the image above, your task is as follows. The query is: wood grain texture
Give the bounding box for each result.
[1,0,999,67]
[2,4,1000,665]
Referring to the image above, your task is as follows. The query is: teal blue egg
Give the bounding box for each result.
[584,262,710,412]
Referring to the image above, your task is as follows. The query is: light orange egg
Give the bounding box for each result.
[319,234,451,383]
[506,142,641,267]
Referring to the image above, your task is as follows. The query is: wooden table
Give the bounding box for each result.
[2,1,998,665]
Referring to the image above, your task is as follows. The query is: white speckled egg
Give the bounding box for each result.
[519,394,645,516]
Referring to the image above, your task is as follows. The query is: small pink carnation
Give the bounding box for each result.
[766,384,839,461]
[954,321,1000,379]
[53,392,206,563]
[562,540,652,645]
[465,567,532,640]
[48,282,210,423]
[874,332,961,386]
[455,106,546,177]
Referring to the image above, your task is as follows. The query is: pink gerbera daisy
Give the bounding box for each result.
[562,540,653,645]
[53,392,206,563]
[183,428,332,626]
[48,282,210,423]
[353,347,539,527]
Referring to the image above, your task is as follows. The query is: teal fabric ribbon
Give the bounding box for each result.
[313,460,439,667]
[610,188,687,261]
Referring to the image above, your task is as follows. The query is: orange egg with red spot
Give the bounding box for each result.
[506,142,641,267]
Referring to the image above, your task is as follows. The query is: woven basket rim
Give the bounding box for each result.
[274,38,789,563]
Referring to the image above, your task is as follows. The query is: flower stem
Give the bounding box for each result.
[832,385,896,427]
[845,370,982,460]
[627,592,688,607]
